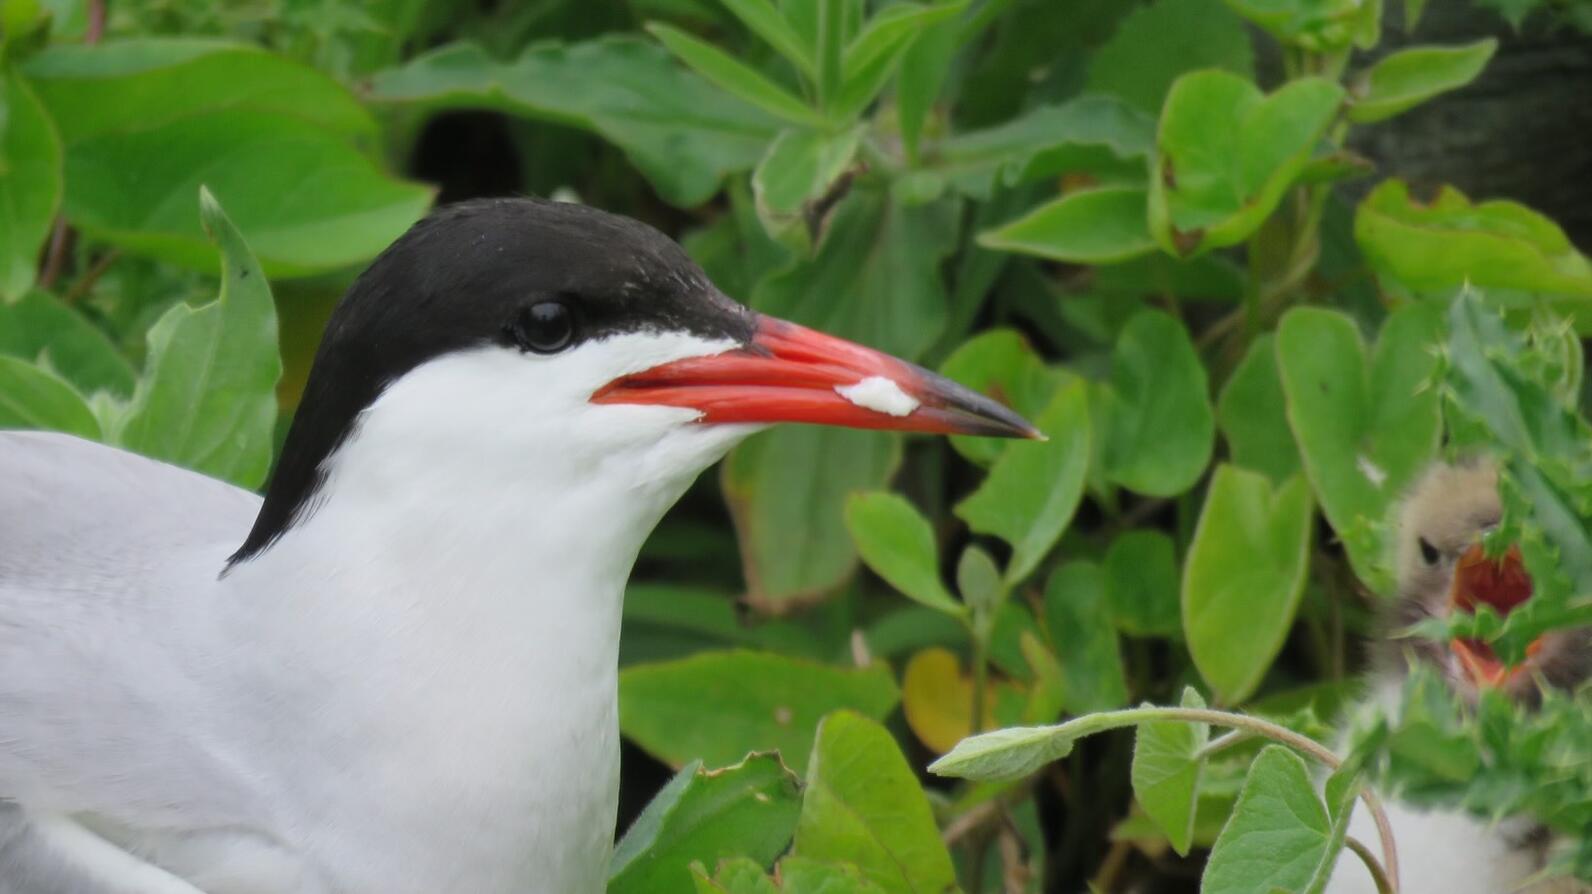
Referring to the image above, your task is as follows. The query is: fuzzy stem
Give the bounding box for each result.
[1345,835,1396,894]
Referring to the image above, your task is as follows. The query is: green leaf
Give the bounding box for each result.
[0,289,135,398]
[1149,71,1344,257]
[1217,333,1301,484]
[115,188,281,489]
[0,355,99,438]
[1302,769,1362,894]
[1100,310,1214,497]
[929,724,1080,782]
[895,12,959,163]
[727,188,959,604]
[1353,179,1592,299]
[1275,304,1443,594]
[1224,0,1374,51]
[28,39,431,276]
[721,0,816,76]
[937,329,1062,466]
[814,0,843,113]
[1087,0,1256,114]
[692,857,781,894]
[1043,561,1129,714]
[610,755,802,894]
[1104,529,1182,638]
[935,94,1155,198]
[1201,746,1336,894]
[793,711,956,894]
[370,38,779,208]
[752,126,860,244]
[725,427,900,605]
[1349,39,1496,124]
[0,71,61,301]
[833,0,967,119]
[619,650,899,774]
[777,857,889,893]
[956,544,1003,619]
[1131,687,1209,856]
[649,22,825,127]
[955,379,1092,584]
[754,186,960,360]
[979,186,1155,265]
[844,491,963,617]
[1183,466,1314,705]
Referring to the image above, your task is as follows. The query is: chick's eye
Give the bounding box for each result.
[510,301,575,354]
[1418,536,1441,566]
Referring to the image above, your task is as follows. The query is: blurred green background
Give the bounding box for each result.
[4,0,1592,890]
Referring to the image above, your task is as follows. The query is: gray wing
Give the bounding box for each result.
[0,431,266,827]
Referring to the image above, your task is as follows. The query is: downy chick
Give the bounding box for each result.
[1326,459,1590,894]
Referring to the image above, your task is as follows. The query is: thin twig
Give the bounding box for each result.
[1345,836,1396,894]
[37,219,72,289]
[61,250,120,305]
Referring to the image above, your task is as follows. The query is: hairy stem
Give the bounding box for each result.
[1345,835,1396,894]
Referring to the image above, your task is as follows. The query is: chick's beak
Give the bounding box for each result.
[1448,543,1541,689]
[593,315,1042,439]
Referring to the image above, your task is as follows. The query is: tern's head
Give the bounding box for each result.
[1391,459,1589,701]
[231,198,1037,564]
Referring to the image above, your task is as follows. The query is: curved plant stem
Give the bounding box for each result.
[1345,835,1396,894]
[956,706,1401,891]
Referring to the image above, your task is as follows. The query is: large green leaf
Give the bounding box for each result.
[610,755,801,894]
[793,711,956,894]
[0,72,61,301]
[1182,466,1313,704]
[371,38,780,208]
[1149,71,1344,256]
[1349,40,1496,124]
[726,188,959,604]
[0,289,135,397]
[979,186,1155,265]
[28,39,430,276]
[1216,333,1300,484]
[0,355,99,438]
[955,379,1092,584]
[1087,0,1255,114]
[720,0,817,76]
[1354,179,1592,300]
[1275,304,1443,593]
[1201,746,1341,894]
[115,189,281,489]
[1043,561,1129,714]
[844,491,964,617]
[934,94,1155,198]
[1130,687,1209,856]
[937,329,1062,466]
[619,650,899,774]
[1105,529,1182,638]
[1099,310,1214,497]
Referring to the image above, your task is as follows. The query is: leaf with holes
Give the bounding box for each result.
[610,754,801,894]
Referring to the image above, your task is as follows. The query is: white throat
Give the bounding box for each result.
[218,332,755,893]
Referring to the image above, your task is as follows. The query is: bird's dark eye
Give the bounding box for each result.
[509,301,575,354]
[1418,537,1441,566]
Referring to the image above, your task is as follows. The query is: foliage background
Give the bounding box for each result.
[2,0,1591,891]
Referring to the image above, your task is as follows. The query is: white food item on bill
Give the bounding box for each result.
[835,376,919,417]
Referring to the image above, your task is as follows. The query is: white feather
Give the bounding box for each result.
[0,331,756,893]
